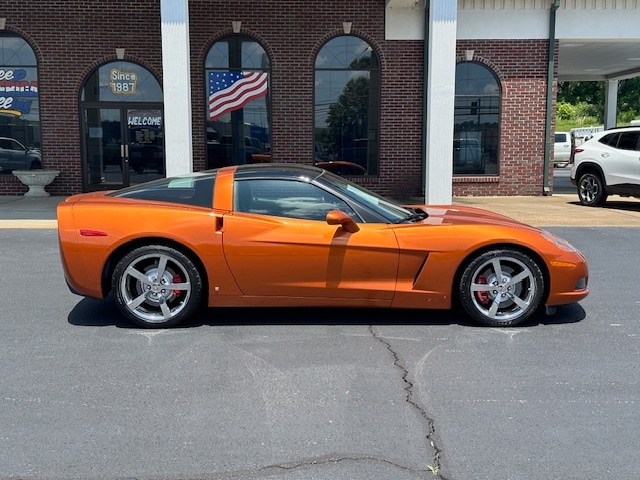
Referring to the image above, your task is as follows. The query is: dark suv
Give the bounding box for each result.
[570,126,640,206]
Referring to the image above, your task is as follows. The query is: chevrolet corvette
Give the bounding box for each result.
[57,163,589,328]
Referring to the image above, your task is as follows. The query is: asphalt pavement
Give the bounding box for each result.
[2,192,640,228]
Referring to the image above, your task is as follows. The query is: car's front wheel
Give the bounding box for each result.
[577,172,608,206]
[112,245,203,328]
[458,249,544,327]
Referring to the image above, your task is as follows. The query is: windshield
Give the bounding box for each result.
[314,169,414,223]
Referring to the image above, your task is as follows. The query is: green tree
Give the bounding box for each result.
[558,81,604,106]
[558,78,640,125]
[325,75,370,161]
[618,77,640,118]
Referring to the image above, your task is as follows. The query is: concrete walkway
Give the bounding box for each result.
[453,194,640,227]
[1,193,640,228]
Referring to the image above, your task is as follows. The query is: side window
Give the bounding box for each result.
[454,62,501,175]
[314,36,380,176]
[114,175,215,208]
[601,133,619,147]
[205,36,271,169]
[617,132,640,151]
[234,179,357,220]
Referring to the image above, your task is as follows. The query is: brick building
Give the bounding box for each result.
[0,1,638,200]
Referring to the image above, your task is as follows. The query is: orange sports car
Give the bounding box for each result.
[57,163,589,329]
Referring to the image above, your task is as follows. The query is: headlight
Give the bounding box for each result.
[541,231,579,253]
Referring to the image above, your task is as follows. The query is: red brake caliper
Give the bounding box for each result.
[172,274,183,297]
[475,274,490,305]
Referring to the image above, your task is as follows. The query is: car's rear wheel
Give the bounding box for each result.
[112,245,203,328]
[577,172,608,206]
[459,249,544,327]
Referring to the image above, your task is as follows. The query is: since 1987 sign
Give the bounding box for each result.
[110,68,137,94]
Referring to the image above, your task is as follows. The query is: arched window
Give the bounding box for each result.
[314,36,380,175]
[205,35,271,169]
[81,61,163,102]
[454,62,500,175]
[0,33,41,173]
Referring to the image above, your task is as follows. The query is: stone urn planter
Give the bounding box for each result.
[12,169,61,197]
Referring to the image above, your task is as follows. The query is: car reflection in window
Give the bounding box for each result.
[234,179,358,221]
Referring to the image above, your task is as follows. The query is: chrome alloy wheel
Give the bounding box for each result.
[119,252,191,323]
[112,245,202,327]
[460,249,544,327]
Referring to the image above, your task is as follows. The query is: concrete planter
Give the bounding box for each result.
[13,170,61,197]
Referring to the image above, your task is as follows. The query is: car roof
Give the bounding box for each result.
[232,163,327,182]
[588,126,640,139]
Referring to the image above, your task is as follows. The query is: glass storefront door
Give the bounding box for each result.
[83,106,164,190]
[80,61,165,191]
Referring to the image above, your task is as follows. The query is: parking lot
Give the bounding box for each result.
[1,202,639,479]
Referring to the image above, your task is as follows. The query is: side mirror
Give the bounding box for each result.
[326,210,360,233]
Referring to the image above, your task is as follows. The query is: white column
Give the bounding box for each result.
[604,79,618,129]
[424,0,456,204]
[161,0,193,176]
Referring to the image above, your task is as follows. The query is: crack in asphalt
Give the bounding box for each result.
[128,454,434,479]
[218,453,436,479]
[368,325,448,480]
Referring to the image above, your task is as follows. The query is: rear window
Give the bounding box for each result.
[554,133,568,143]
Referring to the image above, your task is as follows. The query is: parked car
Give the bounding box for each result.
[57,163,589,329]
[570,126,640,206]
[453,138,484,174]
[314,160,367,175]
[553,131,572,168]
[0,137,42,173]
[207,135,270,168]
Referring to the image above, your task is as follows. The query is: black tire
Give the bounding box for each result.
[458,249,544,327]
[112,245,203,328]
[577,172,608,206]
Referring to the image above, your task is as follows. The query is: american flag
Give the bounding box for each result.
[208,71,268,120]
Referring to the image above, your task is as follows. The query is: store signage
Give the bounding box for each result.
[0,68,37,116]
[128,110,162,127]
[110,68,138,94]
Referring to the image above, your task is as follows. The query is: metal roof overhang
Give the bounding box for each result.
[386,0,640,82]
[558,40,640,82]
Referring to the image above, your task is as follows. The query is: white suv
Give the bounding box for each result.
[570,127,640,206]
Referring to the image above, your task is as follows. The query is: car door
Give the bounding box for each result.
[608,131,640,186]
[221,178,400,302]
[553,132,571,163]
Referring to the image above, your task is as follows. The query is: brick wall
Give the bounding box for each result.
[0,1,555,198]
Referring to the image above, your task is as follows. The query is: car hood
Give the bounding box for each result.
[406,203,540,231]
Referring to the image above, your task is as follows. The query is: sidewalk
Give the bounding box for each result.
[1,193,640,228]
[0,195,62,228]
